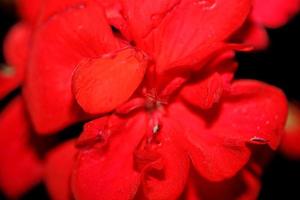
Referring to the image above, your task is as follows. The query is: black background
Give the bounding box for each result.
[1,2,300,200]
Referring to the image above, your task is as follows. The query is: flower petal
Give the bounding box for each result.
[233,20,269,51]
[72,48,147,114]
[24,2,120,134]
[280,102,300,159]
[180,73,224,110]
[180,52,237,109]
[222,80,288,149]
[44,140,77,200]
[135,119,190,200]
[17,0,41,24]
[122,0,251,73]
[183,166,261,200]
[0,97,42,198]
[251,0,300,28]
[72,113,146,200]
[1,23,30,99]
[170,80,287,181]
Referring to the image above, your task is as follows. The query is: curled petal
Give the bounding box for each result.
[72,48,147,114]
[170,80,287,181]
[0,97,42,198]
[135,120,190,200]
[180,72,224,110]
[24,2,120,134]
[72,113,146,200]
[180,51,237,110]
[223,80,288,149]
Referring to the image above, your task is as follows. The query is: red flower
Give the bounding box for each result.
[22,0,250,134]
[0,0,291,199]
[71,77,287,199]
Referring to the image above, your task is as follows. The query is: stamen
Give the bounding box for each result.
[152,124,160,134]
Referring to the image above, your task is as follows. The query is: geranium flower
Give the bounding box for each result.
[71,77,287,199]
[23,0,251,134]
[0,0,291,199]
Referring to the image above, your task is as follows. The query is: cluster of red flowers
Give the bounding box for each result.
[0,0,299,199]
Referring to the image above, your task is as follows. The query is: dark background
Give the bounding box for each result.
[1,1,300,200]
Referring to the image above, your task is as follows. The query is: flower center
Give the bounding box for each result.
[144,90,167,113]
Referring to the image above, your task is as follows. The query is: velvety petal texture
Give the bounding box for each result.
[24,2,121,134]
[0,97,42,198]
[72,48,147,114]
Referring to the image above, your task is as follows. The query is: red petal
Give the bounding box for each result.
[122,0,251,73]
[280,102,300,159]
[223,80,288,149]
[169,80,287,181]
[0,97,42,198]
[24,2,120,134]
[251,0,300,28]
[233,20,269,51]
[18,0,128,36]
[1,23,30,99]
[181,72,224,110]
[180,52,237,109]
[135,118,190,200]
[183,167,261,200]
[98,0,130,38]
[120,0,180,39]
[72,113,146,200]
[45,140,77,200]
[18,0,92,25]
[17,0,41,24]
[72,48,147,114]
